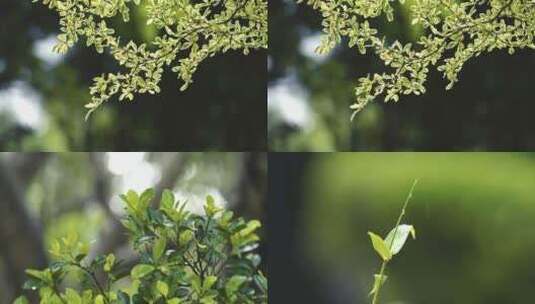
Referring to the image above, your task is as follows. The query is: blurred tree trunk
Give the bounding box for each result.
[233,152,266,221]
[0,154,48,302]
[267,154,331,303]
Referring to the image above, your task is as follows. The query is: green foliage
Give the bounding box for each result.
[298,0,534,117]
[367,180,417,304]
[15,188,267,303]
[34,0,268,118]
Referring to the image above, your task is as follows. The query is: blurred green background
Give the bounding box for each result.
[270,153,535,303]
[1,0,266,151]
[268,0,535,151]
[0,152,266,302]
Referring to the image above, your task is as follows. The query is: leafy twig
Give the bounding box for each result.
[368,179,418,304]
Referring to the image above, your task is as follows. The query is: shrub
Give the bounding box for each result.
[14,188,267,304]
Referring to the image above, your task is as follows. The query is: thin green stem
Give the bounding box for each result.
[71,263,110,304]
[371,179,418,304]
[371,260,388,304]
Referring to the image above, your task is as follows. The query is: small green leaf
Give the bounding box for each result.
[103,254,115,272]
[131,264,155,279]
[121,190,139,213]
[369,274,388,297]
[25,269,51,284]
[153,236,166,261]
[384,224,416,255]
[179,230,194,246]
[203,195,221,216]
[368,232,392,261]
[225,275,247,297]
[239,220,261,237]
[139,188,155,209]
[203,276,217,290]
[13,296,29,304]
[160,189,175,209]
[156,280,169,297]
[65,288,82,304]
[95,295,105,304]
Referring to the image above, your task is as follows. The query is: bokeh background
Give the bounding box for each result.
[269,0,535,151]
[0,152,266,302]
[269,153,535,303]
[1,1,266,151]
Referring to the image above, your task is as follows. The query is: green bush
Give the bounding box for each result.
[14,188,267,304]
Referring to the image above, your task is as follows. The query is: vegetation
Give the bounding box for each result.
[34,0,268,118]
[13,188,267,304]
[367,180,417,304]
[298,0,535,118]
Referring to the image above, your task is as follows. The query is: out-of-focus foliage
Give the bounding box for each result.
[15,188,267,304]
[0,0,266,150]
[269,0,535,151]
[295,153,535,303]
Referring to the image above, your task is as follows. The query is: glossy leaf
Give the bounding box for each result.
[131,264,155,279]
[385,224,416,255]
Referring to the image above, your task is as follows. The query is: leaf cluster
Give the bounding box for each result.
[14,188,267,304]
[34,0,268,118]
[298,0,535,118]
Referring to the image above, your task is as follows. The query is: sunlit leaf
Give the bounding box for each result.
[384,224,416,255]
[368,232,392,261]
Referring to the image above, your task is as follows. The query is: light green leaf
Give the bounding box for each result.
[94,295,105,304]
[153,236,166,261]
[156,280,169,297]
[13,296,29,304]
[25,269,52,284]
[65,288,82,304]
[203,276,218,290]
[160,189,175,209]
[131,264,155,279]
[368,232,392,261]
[179,230,194,246]
[225,275,247,297]
[104,254,115,272]
[120,190,139,212]
[139,188,155,209]
[368,274,388,297]
[203,195,221,216]
[384,224,416,255]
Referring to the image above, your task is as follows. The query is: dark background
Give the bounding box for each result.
[269,0,535,151]
[0,0,266,151]
[269,153,535,303]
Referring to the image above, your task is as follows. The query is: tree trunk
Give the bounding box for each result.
[0,157,48,302]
